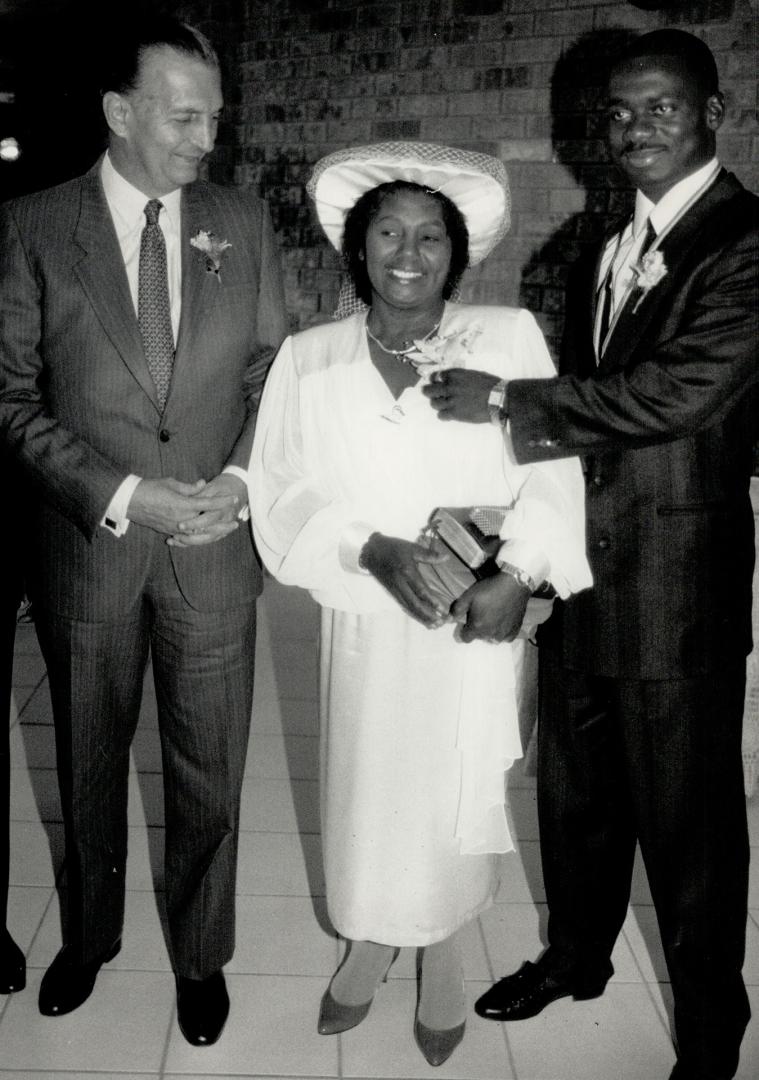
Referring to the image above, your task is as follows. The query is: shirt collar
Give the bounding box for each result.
[634,158,720,239]
[100,151,182,237]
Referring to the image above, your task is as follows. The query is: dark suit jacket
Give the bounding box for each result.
[508,170,759,679]
[0,159,288,621]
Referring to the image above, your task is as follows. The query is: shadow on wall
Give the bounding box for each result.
[518,28,637,354]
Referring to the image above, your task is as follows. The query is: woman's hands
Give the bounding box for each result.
[359,534,533,641]
[360,533,450,627]
[451,574,530,643]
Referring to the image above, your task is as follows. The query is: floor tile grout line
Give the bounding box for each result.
[475,910,522,1079]
[619,923,674,1040]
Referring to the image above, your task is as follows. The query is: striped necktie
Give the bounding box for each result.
[138,199,174,410]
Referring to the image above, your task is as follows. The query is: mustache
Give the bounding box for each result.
[621,142,666,154]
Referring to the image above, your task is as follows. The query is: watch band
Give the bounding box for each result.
[496,559,536,593]
[487,379,507,427]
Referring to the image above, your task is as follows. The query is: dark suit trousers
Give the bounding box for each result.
[34,542,256,979]
[0,580,22,928]
[538,650,750,1077]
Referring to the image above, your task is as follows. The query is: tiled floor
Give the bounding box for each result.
[2,577,758,1080]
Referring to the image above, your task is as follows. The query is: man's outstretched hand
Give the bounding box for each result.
[422,368,500,423]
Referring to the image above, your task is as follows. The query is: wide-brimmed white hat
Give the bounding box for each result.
[307,140,510,266]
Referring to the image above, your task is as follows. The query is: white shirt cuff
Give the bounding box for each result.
[101,474,142,537]
[339,521,376,574]
[496,539,550,590]
[223,466,250,520]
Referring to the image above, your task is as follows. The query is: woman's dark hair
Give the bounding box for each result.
[342,181,470,305]
[100,15,218,97]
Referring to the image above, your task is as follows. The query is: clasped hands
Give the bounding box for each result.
[360,533,529,644]
[422,367,500,423]
[127,473,246,547]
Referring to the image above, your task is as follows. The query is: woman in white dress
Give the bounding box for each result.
[249,142,592,1065]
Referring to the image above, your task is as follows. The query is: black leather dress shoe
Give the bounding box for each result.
[0,928,26,993]
[475,957,609,1021]
[38,939,121,1016]
[176,970,229,1046]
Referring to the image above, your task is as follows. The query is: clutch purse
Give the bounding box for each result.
[417,506,555,638]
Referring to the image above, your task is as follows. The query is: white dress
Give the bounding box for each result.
[250,303,592,945]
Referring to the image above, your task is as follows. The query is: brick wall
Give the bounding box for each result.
[178,0,758,353]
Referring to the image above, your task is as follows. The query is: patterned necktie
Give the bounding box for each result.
[138,199,174,410]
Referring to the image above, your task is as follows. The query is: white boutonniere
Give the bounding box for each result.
[631,249,667,311]
[406,323,484,378]
[190,229,232,281]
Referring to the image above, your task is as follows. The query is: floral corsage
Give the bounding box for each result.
[406,323,484,378]
[631,249,667,312]
[190,229,232,281]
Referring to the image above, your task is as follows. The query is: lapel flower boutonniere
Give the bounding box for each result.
[631,249,667,312]
[190,229,232,282]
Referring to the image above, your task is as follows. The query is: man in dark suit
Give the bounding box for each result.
[424,30,757,1080]
[0,456,26,995]
[0,16,287,1044]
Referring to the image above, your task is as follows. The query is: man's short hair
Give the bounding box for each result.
[613,29,720,98]
[100,14,218,97]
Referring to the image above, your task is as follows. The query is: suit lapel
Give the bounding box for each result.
[72,161,161,411]
[600,171,739,371]
[175,183,218,366]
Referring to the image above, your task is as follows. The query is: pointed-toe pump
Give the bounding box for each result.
[414,1017,466,1067]
[318,989,373,1035]
[317,946,400,1035]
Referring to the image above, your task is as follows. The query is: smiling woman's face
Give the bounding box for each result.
[364,188,453,312]
[605,56,723,203]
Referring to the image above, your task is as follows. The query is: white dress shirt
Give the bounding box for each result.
[99,153,247,535]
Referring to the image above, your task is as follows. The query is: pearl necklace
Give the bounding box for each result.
[365,320,441,363]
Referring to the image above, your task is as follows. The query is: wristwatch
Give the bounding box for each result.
[488,379,508,427]
[496,558,536,593]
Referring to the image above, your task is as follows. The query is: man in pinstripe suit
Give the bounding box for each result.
[0,16,287,1043]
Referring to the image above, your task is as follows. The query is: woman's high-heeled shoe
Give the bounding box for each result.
[414,1016,466,1067]
[414,939,466,1066]
[0,928,26,994]
[317,945,400,1035]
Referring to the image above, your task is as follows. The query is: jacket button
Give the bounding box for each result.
[592,475,603,486]
[597,537,610,549]
[159,430,171,443]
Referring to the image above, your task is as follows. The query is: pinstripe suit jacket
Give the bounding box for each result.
[508,170,759,679]
[0,158,288,620]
